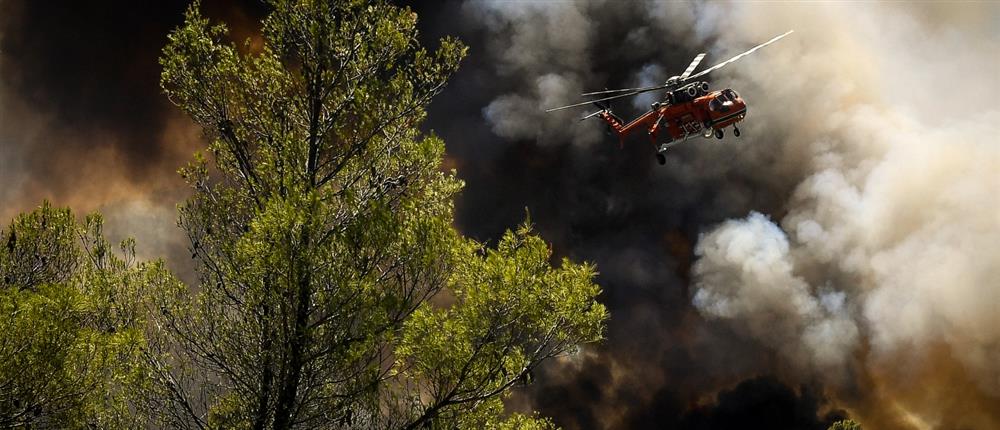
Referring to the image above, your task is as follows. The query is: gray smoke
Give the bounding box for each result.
[693,212,860,377]
[688,4,1000,428]
[0,1,261,281]
[458,1,1000,428]
[470,1,604,146]
[3,1,998,428]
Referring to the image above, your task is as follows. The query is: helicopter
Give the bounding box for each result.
[546,31,793,165]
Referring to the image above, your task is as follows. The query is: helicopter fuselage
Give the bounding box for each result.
[597,88,747,151]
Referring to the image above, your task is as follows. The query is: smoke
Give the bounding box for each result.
[0,0,267,280]
[3,1,998,428]
[470,1,603,146]
[434,1,1000,429]
[684,3,1000,428]
[415,1,832,428]
[692,212,860,377]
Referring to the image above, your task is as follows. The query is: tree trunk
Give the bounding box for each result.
[252,302,274,430]
[273,234,313,430]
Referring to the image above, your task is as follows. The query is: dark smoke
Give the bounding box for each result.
[4,1,997,429]
[632,376,847,430]
[0,0,267,279]
[405,1,833,429]
[410,1,1000,429]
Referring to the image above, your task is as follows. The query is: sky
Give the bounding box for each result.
[2,1,999,429]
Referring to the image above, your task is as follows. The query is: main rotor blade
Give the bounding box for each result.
[581,83,665,97]
[547,31,791,113]
[684,30,793,82]
[584,52,706,96]
[581,88,638,96]
[545,84,669,112]
[679,53,706,80]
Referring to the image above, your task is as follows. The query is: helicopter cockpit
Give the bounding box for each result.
[709,89,741,112]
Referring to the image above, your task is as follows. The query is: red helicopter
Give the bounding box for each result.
[547,31,793,165]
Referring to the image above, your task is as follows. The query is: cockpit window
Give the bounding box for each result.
[722,89,739,100]
[709,98,722,111]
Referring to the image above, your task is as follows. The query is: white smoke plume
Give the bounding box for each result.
[686,3,1000,428]
[693,212,860,376]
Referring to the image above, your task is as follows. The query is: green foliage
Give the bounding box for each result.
[394,225,605,427]
[0,202,168,428]
[2,2,606,429]
[828,419,862,430]
[150,0,607,429]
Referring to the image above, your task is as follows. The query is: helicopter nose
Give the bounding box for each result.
[727,94,746,108]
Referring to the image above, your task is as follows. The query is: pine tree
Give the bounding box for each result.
[828,419,862,430]
[149,1,607,428]
[0,202,166,428]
